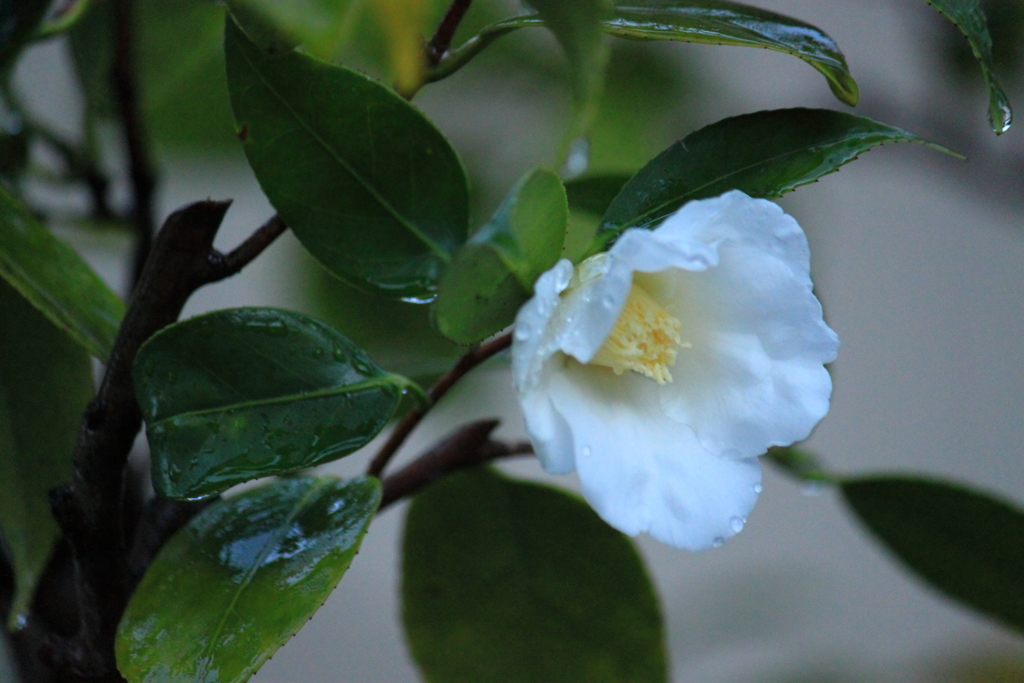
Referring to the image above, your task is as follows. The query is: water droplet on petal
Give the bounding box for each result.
[514,327,530,342]
[601,294,615,309]
[753,483,763,494]
[712,537,724,548]
[729,516,745,533]
[580,445,591,458]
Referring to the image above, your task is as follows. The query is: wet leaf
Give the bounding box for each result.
[0,280,93,629]
[225,17,469,301]
[596,108,961,245]
[403,467,667,682]
[434,168,568,344]
[605,0,858,105]
[0,186,123,360]
[922,0,1012,133]
[842,476,1024,634]
[116,476,380,683]
[134,308,416,499]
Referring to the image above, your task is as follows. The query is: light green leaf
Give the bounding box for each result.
[116,476,380,683]
[434,168,567,344]
[134,308,417,499]
[922,0,1012,133]
[526,0,612,132]
[0,186,124,361]
[595,108,961,247]
[0,280,93,630]
[224,0,356,58]
[224,17,469,301]
[403,467,667,682]
[842,476,1024,634]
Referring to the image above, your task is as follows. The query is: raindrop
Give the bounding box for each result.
[13,613,27,630]
[801,480,825,496]
[580,445,592,458]
[514,327,530,342]
[729,516,745,533]
[332,348,348,362]
[711,537,724,548]
[601,294,615,309]
[989,95,1013,135]
[753,483,763,494]
[312,347,325,359]
[562,137,590,178]
[264,319,288,337]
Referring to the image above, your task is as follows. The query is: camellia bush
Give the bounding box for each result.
[0,0,1021,681]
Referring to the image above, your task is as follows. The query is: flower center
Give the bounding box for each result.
[590,281,683,384]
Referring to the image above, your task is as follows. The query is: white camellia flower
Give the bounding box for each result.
[511,190,839,550]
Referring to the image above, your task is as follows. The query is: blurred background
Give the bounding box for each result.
[6,0,1024,680]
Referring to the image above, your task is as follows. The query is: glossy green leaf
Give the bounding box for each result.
[923,0,1012,133]
[0,0,49,70]
[526,0,612,135]
[0,186,124,360]
[403,467,667,682]
[434,168,568,344]
[842,476,1024,634]
[116,475,380,683]
[0,280,93,629]
[565,174,631,216]
[70,0,240,151]
[225,17,469,301]
[596,108,961,245]
[134,308,416,499]
[605,0,857,106]
[430,2,855,106]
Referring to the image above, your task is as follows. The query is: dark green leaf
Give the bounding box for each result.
[403,467,667,683]
[134,308,416,499]
[842,476,1024,634]
[565,174,631,216]
[596,108,961,245]
[70,0,241,151]
[923,0,1012,133]
[0,280,93,629]
[606,0,857,106]
[0,186,124,360]
[116,476,380,683]
[434,168,567,344]
[225,17,469,301]
[0,0,49,70]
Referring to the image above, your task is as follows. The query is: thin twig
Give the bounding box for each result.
[45,202,288,678]
[112,0,156,289]
[379,420,532,509]
[206,214,288,281]
[366,332,512,478]
[427,0,474,66]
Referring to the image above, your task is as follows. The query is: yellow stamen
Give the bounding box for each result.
[590,282,683,384]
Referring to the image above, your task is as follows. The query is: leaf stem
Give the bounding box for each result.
[427,0,474,67]
[378,420,532,509]
[424,16,536,84]
[366,332,512,478]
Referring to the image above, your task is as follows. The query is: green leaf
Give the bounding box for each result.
[565,174,631,216]
[403,467,667,683]
[922,0,1012,134]
[223,0,354,58]
[0,0,50,71]
[842,476,1024,634]
[116,475,380,683]
[70,0,241,151]
[605,0,857,106]
[434,168,568,344]
[225,16,469,301]
[596,108,962,245]
[134,308,416,499]
[0,186,124,360]
[525,0,612,135]
[0,279,93,629]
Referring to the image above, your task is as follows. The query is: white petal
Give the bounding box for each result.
[549,362,762,551]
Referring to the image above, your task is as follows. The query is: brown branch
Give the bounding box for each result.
[112,0,156,289]
[427,0,473,66]
[367,332,512,478]
[45,201,287,679]
[206,214,288,281]
[378,420,532,510]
